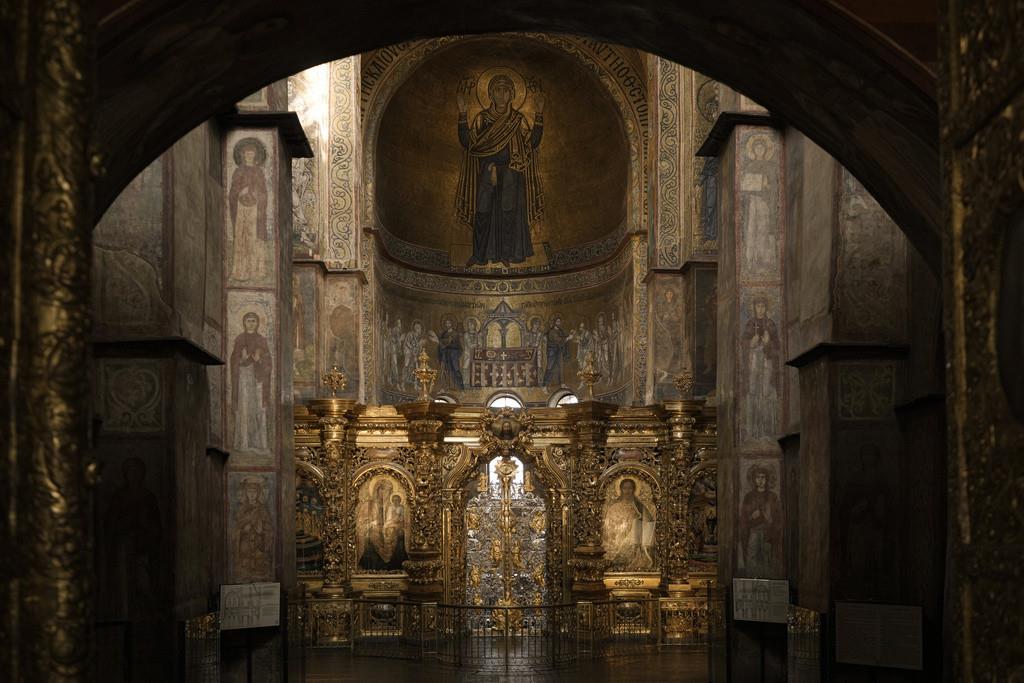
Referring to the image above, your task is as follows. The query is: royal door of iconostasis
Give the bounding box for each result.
[464,453,549,608]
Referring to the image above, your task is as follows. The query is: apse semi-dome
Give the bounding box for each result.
[373,35,631,275]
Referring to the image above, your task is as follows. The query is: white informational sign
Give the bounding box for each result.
[732,578,789,624]
[835,602,923,670]
[220,582,281,631]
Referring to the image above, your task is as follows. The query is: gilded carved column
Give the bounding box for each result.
[397,401,455,601]
[1,0,95,679]
[310,396,361,595]
[567,403,614,599]
[662,399,701,591]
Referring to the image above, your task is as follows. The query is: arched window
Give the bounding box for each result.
[548,389,579,407]
[486,393,523,409]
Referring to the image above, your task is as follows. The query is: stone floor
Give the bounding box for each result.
[293,649,709,682]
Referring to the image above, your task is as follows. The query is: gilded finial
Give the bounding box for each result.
[322,366,348,397]
[673,371,695,398]
[413,349,437,402]
[576,352,601,400]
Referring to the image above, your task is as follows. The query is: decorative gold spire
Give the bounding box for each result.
[413,349,438,402]
[321,365,348,397]
[673,371,695,398]
[576,351,602,400]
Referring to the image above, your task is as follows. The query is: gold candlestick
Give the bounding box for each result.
[576,352,602,400]
[322,365,348,397]
[673,371,695,398]
[413,349,437,402]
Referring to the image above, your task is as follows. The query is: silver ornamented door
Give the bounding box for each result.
[465,455,548,611]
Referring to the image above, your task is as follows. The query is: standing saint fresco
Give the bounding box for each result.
[233,476,274,581]
[231,311,272,453]
[741,297,781,442]
[456,69,545,266]
[602,478,656,571]
[228,138,270,282]
[738,463,783,576]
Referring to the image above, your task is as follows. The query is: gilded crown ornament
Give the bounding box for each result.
[576,352,602,400]
[413,349,438,401]
[674,371,695,398]
[322,365,348,397]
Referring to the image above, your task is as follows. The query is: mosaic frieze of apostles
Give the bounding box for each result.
[601,474,657,572]
[355,472,411,573]
[372,36,632,275]
[377,267,634,405]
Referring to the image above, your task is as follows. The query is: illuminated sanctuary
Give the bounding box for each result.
[3,2,1020,682]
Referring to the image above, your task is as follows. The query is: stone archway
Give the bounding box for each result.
[94,0,940,271]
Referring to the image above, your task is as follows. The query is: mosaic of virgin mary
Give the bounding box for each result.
[455,69,545,267]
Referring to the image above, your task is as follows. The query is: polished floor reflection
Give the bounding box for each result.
[294,649,708,682]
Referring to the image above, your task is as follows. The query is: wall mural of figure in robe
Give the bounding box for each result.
[356,475,410,572]
[602,476,656,572]
[231,311,272,455]
[228,137,272,284]
[740,294,781,445]
[456,69,545,267]
[435,316,465,390]
[230,473,276,582]
[737,460,783,577]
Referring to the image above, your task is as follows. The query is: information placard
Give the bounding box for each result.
[835,602,922,670]
[220,582,281,631]
[732,578,789,623]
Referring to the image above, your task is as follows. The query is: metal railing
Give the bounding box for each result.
[294,592,720,671]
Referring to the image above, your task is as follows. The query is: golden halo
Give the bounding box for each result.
[476,67,528,110]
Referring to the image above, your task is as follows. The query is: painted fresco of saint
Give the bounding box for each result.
[741,297,780,442]
[602,478,656,571]
[234,476,274,581]
[456,70,545,266]
[738,464,783,576]
[228,138,270,282]
[231,311,272,453]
